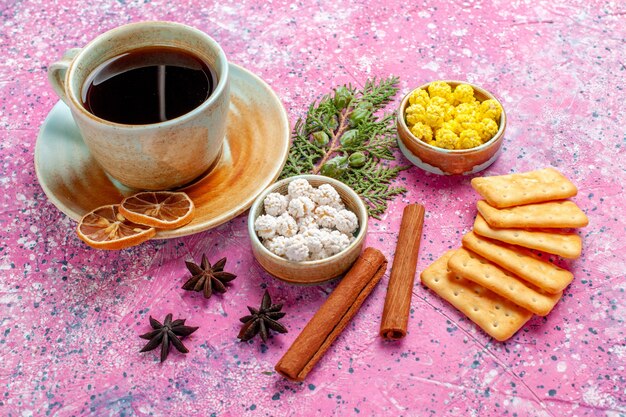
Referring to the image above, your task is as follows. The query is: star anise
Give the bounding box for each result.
[139,313,199,362]
[238,290,288,342]
[182,255,237,299]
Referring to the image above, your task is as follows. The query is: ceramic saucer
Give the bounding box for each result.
[35,63,290,239]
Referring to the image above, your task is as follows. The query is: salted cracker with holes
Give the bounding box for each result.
[473,214,582,259]
[462,231,573,294]
[477,200,589,229]
[448,248,562,316]
[471,168,578,208]
[420,249,533,342]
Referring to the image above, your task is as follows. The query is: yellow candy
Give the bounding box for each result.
[480,99,502,120]
[458,129,482,149]
[410,122,433,142]
[462,122,484,136]
[455,112,477,129]
[443,103,456,122]
[442,119,462,135]
[453,84,475,105]
[431,97,454,118]
[455,102,480,117]
[405,104,426,126]
[406,103,426,115]
[428,81,452,97]
[434,128,458,150]
[406,81,502,151]
[425,103,445,129]
[406,114,422,126]
[480,118,499,142]
[409,89,429,108]
[428,81,454,104]
[455,101,482,130]
[430,96,448,108]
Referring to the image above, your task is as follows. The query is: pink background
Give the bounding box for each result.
[1,1,625,416]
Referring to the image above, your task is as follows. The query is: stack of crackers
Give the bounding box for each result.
[421,168,588,341]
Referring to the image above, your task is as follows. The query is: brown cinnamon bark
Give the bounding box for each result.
[275,247,387,381]
[379,204,425,339]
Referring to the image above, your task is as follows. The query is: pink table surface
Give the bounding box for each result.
[1,1,625,416]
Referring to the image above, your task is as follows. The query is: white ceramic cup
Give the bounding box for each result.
[48,21,230,190]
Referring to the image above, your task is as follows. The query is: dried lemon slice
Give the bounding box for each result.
[119,191,195,229]
[77,204,156,250]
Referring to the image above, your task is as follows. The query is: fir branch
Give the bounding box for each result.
[357,77,400,108]
[280,76,408,219]
[343,160,408,219]
[280,118,323,177]
[342,112,397,160]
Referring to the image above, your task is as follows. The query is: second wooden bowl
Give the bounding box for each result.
[397,80,507,175]
[248,175,368,285]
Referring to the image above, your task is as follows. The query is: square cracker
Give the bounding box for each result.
[462,231,573,294]
[473,214,582,259]
[420,249,532,342]
[471,168,578,208]
[448,248,562,316]
[477,200,589,229]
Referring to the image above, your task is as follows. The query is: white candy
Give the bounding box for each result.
[315,205,338,229]
[284,235,310,262]
[287,196,316,219]
[288,178,314,200]
[322,230,351,255]
[297,215,319,234]
[309,248,330,261]
[275,212,298,237]
[331,200,346,211]
[313,183,343,208]
[263,235,288,256]
[254,214,277,239]
[302,228,324,254]
[263,192,288,216]
[334,209,359,234]
[255,178,357,262]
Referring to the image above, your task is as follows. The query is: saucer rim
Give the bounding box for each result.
[34,62,291,240]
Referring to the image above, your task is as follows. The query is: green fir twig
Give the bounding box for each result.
[280,76,408,219]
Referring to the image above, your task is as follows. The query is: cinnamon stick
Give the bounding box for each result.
[379,204,425,339]
[275,247,387,381]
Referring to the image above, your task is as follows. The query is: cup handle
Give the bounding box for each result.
[47,48,82,105]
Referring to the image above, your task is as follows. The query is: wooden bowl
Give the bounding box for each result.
[248,175,368,285]
[397,80,507,175]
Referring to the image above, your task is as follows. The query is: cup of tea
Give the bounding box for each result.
[48,21,230,190]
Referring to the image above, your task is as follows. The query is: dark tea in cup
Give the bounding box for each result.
[48,21,230,190]
[82,46,217,125]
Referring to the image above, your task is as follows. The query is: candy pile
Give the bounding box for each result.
[405,81,502,150]
[254,179,359,262]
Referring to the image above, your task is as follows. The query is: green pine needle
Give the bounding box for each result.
[280,76,408,219]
